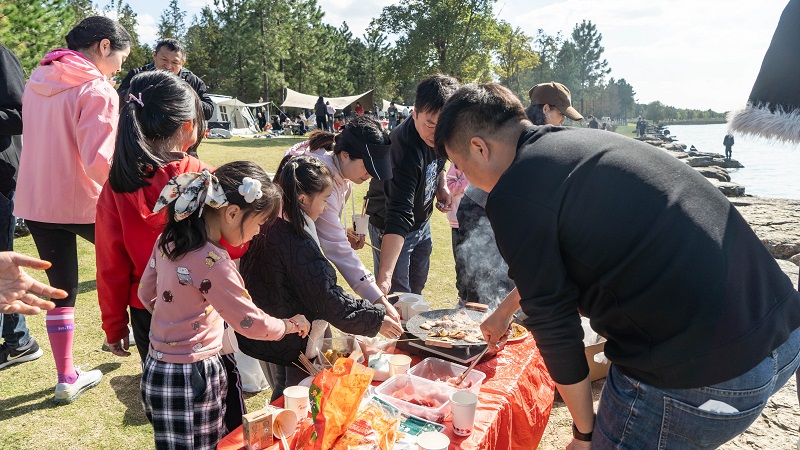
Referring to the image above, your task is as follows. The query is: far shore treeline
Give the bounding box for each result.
[1,0,727,122]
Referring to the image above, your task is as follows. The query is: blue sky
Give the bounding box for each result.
[124,0,789,112]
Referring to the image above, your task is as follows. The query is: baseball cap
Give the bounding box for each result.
[528,82,584,121]
[336,128,393,180]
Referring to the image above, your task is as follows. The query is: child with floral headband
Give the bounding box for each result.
[138,161,310,450]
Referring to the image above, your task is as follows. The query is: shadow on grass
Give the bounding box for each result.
[77,279,97,294]
[109,373,149,426]
[204,137,304,150]
[0,362,121,421]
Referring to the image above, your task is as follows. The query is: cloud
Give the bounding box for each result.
[137,13,159,47]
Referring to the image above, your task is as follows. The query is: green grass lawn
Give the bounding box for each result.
[0,136,460,450]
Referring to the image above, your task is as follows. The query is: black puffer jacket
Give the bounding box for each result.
[237,218,385,366]
[117,64,214,120]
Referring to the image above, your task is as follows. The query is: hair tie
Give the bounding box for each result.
[238,177,263,203]
[127,92,144,107]
[153,169,228,221]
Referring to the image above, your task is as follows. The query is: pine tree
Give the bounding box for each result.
[0,0,77,75]
[157,0,187,41]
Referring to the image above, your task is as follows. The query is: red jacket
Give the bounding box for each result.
[96,155,209,343]
[96,155,250,343]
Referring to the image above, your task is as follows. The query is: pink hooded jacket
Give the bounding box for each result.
[15,49,118,224]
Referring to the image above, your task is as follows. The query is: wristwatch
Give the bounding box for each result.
[572,422,593,442]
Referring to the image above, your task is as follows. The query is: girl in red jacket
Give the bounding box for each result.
[95,71,250,430]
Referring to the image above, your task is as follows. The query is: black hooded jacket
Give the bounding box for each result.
[237,218,385,366]
[0,44,23,194]
[117,63,214,120]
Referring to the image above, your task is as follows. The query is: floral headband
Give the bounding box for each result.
[154,170,228,221]
[153,171,265,221]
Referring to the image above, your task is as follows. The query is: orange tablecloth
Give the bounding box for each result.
[218,335,554,450]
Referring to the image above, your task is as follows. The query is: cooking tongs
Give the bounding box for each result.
[454,345,490,386]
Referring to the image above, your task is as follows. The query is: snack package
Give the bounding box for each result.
[305,357,375,450]
[331,397,401,450]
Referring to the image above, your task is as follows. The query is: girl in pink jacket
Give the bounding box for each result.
[15,16,131,404]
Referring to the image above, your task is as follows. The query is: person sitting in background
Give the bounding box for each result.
[294,116,307,135]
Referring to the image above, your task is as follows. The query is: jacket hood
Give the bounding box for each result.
[28,49,108,97]
[123,155,206,227]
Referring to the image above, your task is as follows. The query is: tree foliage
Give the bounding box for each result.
[157,0,187,42]
[0,0,77,75]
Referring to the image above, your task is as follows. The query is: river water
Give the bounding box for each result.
[663,123,800,199]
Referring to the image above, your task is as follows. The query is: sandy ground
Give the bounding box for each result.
[537,259,800,449]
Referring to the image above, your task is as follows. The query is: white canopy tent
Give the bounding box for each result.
[382,99,410,113]
[208,95,260,135]
[281,88,375,111]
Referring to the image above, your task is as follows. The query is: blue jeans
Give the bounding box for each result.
[0,190,28,348]
[594,327,800,449]
[368,221,432,295]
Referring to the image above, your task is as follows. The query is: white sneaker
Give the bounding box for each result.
[54,368,102,404]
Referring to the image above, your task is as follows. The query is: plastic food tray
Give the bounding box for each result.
[407,357,485,396]
[313,335,363,367]
[375,374,457,423]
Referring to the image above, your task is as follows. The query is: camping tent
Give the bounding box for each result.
[281,88,375,111]
[208,95,260,135]
[382,100,410,113]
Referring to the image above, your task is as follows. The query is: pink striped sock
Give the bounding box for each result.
[47,307,77,384]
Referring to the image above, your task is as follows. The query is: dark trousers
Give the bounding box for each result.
[131,306,245,429]
[268,363,307,403]
[26,220,95,308]
[0,190,29,347]
[316,117,327,131]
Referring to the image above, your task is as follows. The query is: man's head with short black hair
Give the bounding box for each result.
[414,74,460,115]
[155,39,186,59]
[153,39,186,75]
[434,83,527,161]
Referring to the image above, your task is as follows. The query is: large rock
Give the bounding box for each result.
[694,166,731,182]
[708,179,745,196]
[733,196,800,263]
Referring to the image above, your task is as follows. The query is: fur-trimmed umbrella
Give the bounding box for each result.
[728,0,800,143]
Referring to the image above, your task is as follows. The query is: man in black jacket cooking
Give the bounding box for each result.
[365,74,459,295]
[435,83,800,449]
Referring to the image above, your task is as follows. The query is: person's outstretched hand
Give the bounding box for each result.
[0,251,66,315]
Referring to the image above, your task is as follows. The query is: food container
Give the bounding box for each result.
[368,353,393,382]
[375,374,456,423]
[407,357,485,396]
[356,334,397,358]
[313,336,363,368]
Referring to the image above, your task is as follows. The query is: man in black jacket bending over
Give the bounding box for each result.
[365,74,459,295]
[435,83,800,449]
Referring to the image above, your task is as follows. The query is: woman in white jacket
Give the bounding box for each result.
[283,116,400,320]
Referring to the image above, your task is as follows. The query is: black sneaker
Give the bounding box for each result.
[0,337,44,369]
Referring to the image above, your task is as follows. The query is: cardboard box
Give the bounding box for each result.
[243,408,273,450]
[585,341,609,382]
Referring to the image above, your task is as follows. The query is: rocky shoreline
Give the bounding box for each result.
[639,134,800,267]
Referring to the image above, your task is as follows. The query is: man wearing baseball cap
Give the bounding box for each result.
[527,82,583,125]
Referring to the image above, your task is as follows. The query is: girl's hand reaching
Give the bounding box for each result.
[379,314,403,339]
[283,314,311,338]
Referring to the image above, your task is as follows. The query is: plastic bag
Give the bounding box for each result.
[305,358,375,450]
[331,397,401,450]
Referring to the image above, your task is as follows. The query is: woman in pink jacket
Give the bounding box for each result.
[15,16,131,404]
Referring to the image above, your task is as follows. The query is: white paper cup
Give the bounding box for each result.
[262,405,298,438]
[397,293,422,321]
[450,390,479,436]
[408,302,430,319]
[388,354,412,376]
[352,213,369,236]
[283,385,310,421]
[417,431,450,450]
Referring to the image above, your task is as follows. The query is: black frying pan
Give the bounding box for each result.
[405,308,488,348]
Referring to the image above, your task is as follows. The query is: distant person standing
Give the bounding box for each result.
[387,102,398,130]
[326,101,335,132]
[0,44,44,370]
[588,115,599,129]
[117,39,213,157]
[723,133,735,159]
[314,96,328,132]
